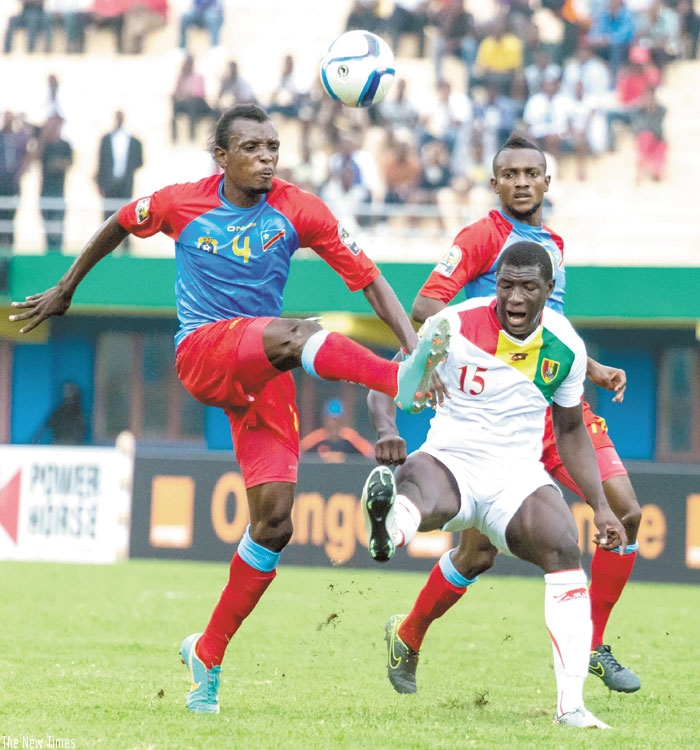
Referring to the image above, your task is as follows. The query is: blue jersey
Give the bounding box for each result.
[118,175,380,346]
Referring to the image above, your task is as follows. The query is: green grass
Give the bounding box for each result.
[1,560,698,749]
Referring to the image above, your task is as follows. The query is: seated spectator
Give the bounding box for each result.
[319,160,371,235]
[635,0,682,70]
[524,47,563,96]
[171,53,217,142]
[216,60,258,114]
[380,131,421,206]
[300,398,373,463]
[522,73,575,159]
[418,78,473,156]
[267,54,308,120]
[91,0,127,54]
[412,138,453,228]
[178,0,224,51]
[121,0,168,54]
[376,77,420,136]
[470,15,524,95]
[470,82,521,158]
[344,0,384,35]
[586,0,636,82]
[669,0,700,59]
[631,85,667,183]
[561,39,612,101]
[605,45,662,149]
[385,0,431,58]
[3,0,49,53]
[291,140,328,195]
[44,0,91,53]
[429,0,478,88]
[327,131,381,204]
[567,79,601,180]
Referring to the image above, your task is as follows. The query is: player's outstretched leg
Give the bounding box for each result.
[555,708,611,729]
[589,644,641,693]
[385,614,419,694]
[180,633,221,714]
[362,466,397,562]
[395,317,450,413]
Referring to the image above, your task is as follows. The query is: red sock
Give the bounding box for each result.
[311,332,399,397]
[398,562,467,652]
[589,546,637,648]
[196,553,276,668]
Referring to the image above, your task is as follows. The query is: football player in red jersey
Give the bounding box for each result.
[10,104,451,714]
[365,133,642,696]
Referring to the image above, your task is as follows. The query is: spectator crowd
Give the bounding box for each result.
[1,0,698,253]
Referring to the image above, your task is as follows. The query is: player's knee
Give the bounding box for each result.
[249,516,293,553]
[264,317,322,368]
[451,542,496,579]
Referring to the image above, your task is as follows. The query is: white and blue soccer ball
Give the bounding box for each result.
[319,30,395,108]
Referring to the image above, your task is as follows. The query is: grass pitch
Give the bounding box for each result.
[1,559,698,750]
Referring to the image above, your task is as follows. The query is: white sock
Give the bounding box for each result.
[544,569,591,716]
[393,494,421,547]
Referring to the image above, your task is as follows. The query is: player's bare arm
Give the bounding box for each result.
[9,214,129,334]
[411,294,447,325]
[551,401,628,552]
[362,274,418,354]
[367,355,407,466]
[586,356,627,403]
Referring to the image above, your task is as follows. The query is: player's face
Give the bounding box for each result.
[495,263,554,339]
[491,149,550,225]
[216,118,280,207]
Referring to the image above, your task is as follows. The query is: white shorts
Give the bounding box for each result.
[418,446,561,556]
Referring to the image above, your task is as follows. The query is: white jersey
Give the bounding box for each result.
[422,297,587,468]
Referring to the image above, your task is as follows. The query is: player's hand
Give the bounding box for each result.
[427,370,449,409]
[9,286,73,334]
[592,509,628,554]
[587,360,627,403]
[374,434,407,467]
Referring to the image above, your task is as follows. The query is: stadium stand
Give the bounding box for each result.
[0,0,698,263]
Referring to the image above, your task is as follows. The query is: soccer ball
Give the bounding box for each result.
[319,30,395,108]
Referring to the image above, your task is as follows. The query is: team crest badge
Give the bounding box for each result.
[338,224,360,255]
[541,358,560,383]
[197,236,218,253]
[436,245,462,277]
[136,198,150,224]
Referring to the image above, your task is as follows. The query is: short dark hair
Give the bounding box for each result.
[496,241,553,281]
[492,133,547,173]
[212,104,271,150]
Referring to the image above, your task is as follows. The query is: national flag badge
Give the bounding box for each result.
[436,245,462,277]
[261,228,285,252]
[136,197,150,224]
[541,358,560,383]
[197,236,218,253]
[338,223,360,255]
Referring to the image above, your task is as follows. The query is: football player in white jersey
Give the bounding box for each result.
[362,240,626,729]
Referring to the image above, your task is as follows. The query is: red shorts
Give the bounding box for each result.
[541,401,627,498]
[176,317,299,488]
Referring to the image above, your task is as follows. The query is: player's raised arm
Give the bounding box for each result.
[9,214,128,334]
